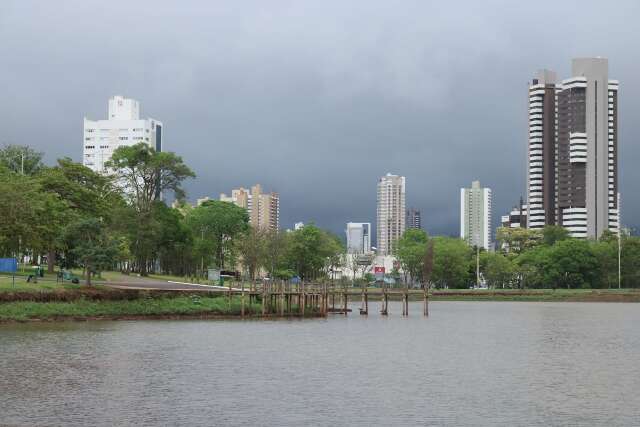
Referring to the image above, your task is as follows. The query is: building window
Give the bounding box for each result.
[119,137,128,141]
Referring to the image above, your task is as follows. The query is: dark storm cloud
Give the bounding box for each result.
[1,0,639,237]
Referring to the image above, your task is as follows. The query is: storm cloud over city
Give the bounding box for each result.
[1,0,639,236]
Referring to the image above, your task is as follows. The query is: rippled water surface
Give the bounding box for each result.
[1,301,640,426]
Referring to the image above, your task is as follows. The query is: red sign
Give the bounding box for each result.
[374,266,385,274]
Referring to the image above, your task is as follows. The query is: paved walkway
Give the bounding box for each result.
[101,275,224,292]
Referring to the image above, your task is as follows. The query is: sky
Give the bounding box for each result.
[1,0,639,239]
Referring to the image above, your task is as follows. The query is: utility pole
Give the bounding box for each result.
[618,228,622,289]
[476,244,480,288]
[20,152,24,175]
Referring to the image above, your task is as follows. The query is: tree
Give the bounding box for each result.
[395,229,429,286]
[107,143,195,212]
[592,240,617,289]
[431,237,471,288]
[496,227,541,254]
[284,224,343,281]
[621,236,640,288]
[547,239,599,289]
[186,200,249,271]
[106,143,195,274]
[263,229,290,280]
[0,170,47,258]
[542,225,570,246]
[65,218,120,285]
[151,202,194,276]
[37,159,122,272]
[482,252,515,289]
[236,226,266,280]
[0,145,44,175]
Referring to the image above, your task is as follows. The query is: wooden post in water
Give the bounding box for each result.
[380,281,388,316]
[343,287,348,315]
[422,284,429,317]
[241,282,245,318]
[261,281,266,316]
[300,282,305,317]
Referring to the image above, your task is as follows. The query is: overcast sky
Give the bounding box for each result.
[1,0,639,238]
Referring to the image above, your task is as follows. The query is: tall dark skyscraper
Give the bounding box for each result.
[527,58,619,238]
[406,207,421,230]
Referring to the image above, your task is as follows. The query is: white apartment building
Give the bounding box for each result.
[376,173,405,255]
[460,180,492,249]
[346,222,372,254]
[83,96,163,173]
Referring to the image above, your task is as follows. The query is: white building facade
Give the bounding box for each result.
[346,222,372,254]
[83,96,163,173]
[460,180,492,249]
[376,173,405,255]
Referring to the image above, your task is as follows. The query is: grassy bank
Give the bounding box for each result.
[408,288,640,302]
[0,294,277,322]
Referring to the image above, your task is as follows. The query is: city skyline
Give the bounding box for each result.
[2,1,639,237]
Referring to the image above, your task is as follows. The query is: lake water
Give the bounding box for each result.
[1,302,639,426]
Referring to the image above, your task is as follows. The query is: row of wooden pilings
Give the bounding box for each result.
[225,281,429,318]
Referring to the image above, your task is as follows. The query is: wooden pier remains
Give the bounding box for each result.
[214,280,428,318]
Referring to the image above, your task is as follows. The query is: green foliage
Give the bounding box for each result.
[284,224,344,280]
[542,225,570,246]
[395,228,429,286]
[0,171,50,257]
[236,226,266,280]
[496,226,541,254]
[107,143,195,211]
[64,218,120,285]
[186,200,249,269]
[0,145,44,175]
[482,252,515,289]
[431,237,471,289]
[106,143,195,275]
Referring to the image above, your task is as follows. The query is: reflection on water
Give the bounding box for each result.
[1,302,640,426]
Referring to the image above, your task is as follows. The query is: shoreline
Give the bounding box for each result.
[2,288,640,323]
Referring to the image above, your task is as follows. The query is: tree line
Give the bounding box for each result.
[395,226,640,289]
[0,144,344,284]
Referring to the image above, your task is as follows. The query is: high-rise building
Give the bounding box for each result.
[376,173,405,255]
[220,184,280,231]
[83,96,162,173]
[526,58,620,238]
[346,222,371,254]
[406,208,422,230]
[501,204,528,229]
[460,180,492,249]
[527,69,557,229]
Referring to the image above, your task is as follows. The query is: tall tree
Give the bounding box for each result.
[186,200,249,271]
[37,159,122,272]
[236,226,266,280]
[0,145,44,175]
[431,237,471,289]
[106,143,195,274]
[395,228,429,286]
[0,170,47,259]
